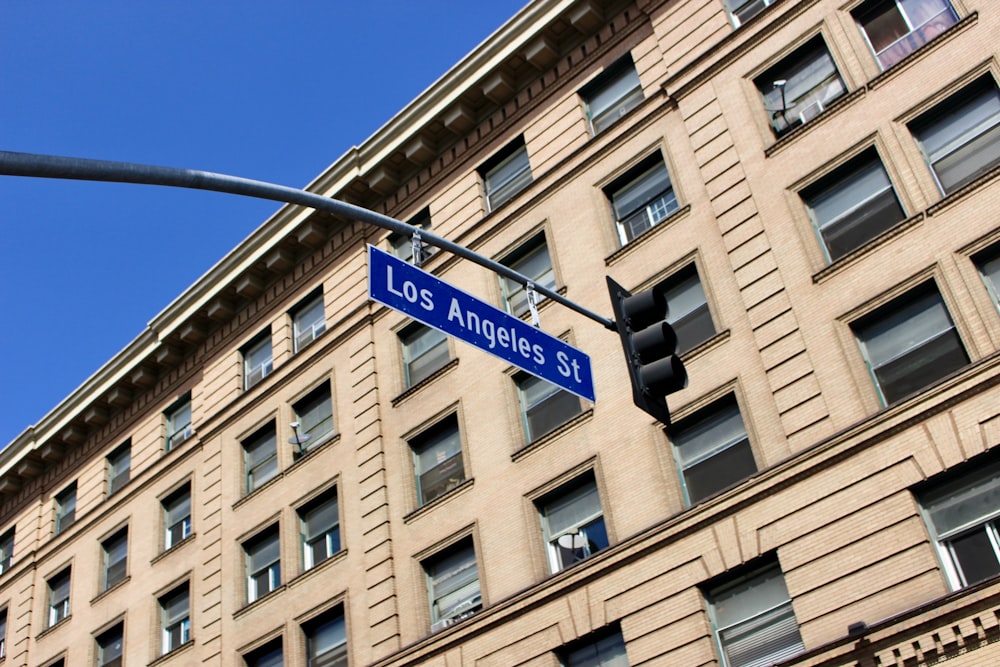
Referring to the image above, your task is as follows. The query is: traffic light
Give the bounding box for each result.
[606,276,687,425]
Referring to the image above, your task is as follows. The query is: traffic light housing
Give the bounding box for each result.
[606,276,687,425]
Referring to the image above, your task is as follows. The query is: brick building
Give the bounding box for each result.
[2,0,1000,665]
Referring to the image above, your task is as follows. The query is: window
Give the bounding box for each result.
[854,0,958,70]
[853,284,969,405]
[47,568,71,627]
[706,560,804,667]
[244,333,274,390]
[411,417,465,506]
[500,235,557,317]
[163,484,192,550]
[560,626,629,667]
[102,529,128,591]
[581,56,643,134]
[96,623,124,667]
[481,137,532,211]
[425,539,481,631]
[801,150,906,261]
[539,475,608,573]
[754,36,847,137]
[606,154,679,245]
[400,323,450,388]
[919,455,1000,589]
[244,424,279,494]
[516,374,581,442]
[160,583,190,654]
[300,490,340,571]
[54,483,76,534]
[107,441,131,496]
[976,246,1000,311]
[909,76,1000,195]
[726,0,775,27]
[244,638,283,667]
[390,208,434,264]
[293,293,326,353]
[670,396,757,505]
[0,528,13,574]
[656,265,716,354]
[245,527,281,603]
[293,383,335,452]
[0,607,6,659]
[165,396,193,451]
[303,608,348,667]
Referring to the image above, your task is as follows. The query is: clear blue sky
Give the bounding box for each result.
[0,1,527,447]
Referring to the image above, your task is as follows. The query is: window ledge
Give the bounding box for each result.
[402,478,475,524]
[864,13,977,92]
[763,87,865,158]
[152,534,196,565]
[90,576,131,604]
[511,409,594,463]
[392,358,460,407]
[812,213,925,284]
[604,205,692,266]
[233,473,285,511]
[234,584,288,619]
[35,616,70,640]
[680,329,731,363]
[149,640,194,666]
[927,164,1000,218]
[287,549,348,590]
[289,432,340,468]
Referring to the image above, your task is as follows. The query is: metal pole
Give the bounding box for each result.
[0,150,615,330]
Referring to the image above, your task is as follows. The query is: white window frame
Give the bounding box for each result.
[293,293,326,353]
[854,0,959,70]
[246,528,281,603]
[163,484,192,550]
[919,457,1000,590]
[539,476,608,573]
[47,569,70,627]
[160,584,191,654]
[608,156,678,245]
[300,491,340,570]
[165,396,193,450]
[726,0,776,28]
[244,334,274,390]
[581,56,643,134]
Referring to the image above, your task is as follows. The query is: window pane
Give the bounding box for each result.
[659,267,715,354]
[167,398,193,449]
[484,142,532,210]
[608,157,678,244]
[755,37,846,136]
[502,238,556,317]
[583,57,643,134]
[427,543,480,622]
[518,374,581,442]
[245,336,274,389]
[413,420,464,505]
[563,628,629,667]
[854,0,958,69]
[949,526,1000,586]
[295,385,334,445]
[911,78,1000,194]
[402,325,449,387]
[294,295,326,352]
[245,428,278,492]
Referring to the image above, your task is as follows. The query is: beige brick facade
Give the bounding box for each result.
[2,0,1000,665]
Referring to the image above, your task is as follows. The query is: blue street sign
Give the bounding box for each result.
[368,245,595,402]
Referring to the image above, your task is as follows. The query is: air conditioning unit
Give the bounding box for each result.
[171,427,193,447]
[430,617,456,633]
[798,100,825,124]
[431,593,482,632]
[295,328,316,349]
